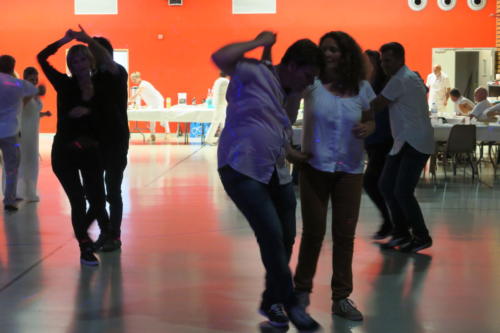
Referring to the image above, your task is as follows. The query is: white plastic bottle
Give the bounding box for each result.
[430,102,438,114]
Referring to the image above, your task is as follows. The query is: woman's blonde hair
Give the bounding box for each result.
[66,44,96,76]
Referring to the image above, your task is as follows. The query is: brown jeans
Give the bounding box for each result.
[294,164,363,300]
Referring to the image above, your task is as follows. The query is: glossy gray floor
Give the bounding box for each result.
[0,135,499,333]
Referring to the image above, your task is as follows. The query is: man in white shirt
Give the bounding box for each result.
[426,64,451,113]
[449,88,475,116]
[0,55,38,211]
[371,42,434,253]
[129,72,167,141]
[469,87,494,121]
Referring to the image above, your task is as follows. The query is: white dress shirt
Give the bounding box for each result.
[382,65,435,155]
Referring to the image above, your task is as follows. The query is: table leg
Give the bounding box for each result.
[129,121,146,143]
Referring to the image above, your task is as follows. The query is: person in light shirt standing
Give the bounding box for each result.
[17,67,51,203]
[205,72,230,145]
[129,71,167,141]
[0,55,38,211]
[426,64,451,113]
[371,42,434,253]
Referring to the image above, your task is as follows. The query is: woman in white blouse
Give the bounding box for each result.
[293,31,375,322]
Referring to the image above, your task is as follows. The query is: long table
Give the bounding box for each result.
[433,123,500,142]
[127,105,215,143]
[292,123,500,145]
[127,105,214,122]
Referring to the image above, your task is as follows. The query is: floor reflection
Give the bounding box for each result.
[363,249,432,333]
[68,253,123,333]
[1,138,499,332]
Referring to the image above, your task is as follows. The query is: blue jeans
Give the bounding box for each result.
[379,143,430,239]
[219,165,296,308]
[0,136,20,206]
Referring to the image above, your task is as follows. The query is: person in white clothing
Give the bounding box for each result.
[293,31,375,322]
[17,67,51,202]
[426,64,451,113]
[449,88,474,116]
[371,42,434,253]
[469,87,494,121]
[205,72,230,144]
[129,71,167,141]
[0,55,38,211]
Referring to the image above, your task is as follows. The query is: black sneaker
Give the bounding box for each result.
[332,298,363,321]
[294,290,310,309]
[399,236,433,253]
[380,235,412,250]
[4,204,18,212]
[80,246,99,266]
[286,305,320,331]
[93,233,109,251]
[101,238,122,252]
[372,226,393,240]
[259,303,289,328]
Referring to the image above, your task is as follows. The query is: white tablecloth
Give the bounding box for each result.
[292,123,500,146]
[433,123,500,142]
[127,105,214,123]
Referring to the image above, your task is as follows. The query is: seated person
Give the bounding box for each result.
[449,88,474,116]
[470,87,495,122]
[483,102,500,119]
[129,71,167,141]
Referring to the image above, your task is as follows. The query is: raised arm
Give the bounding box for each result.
[71,25,118,74]
[37,30,74,87]
[211,31,276,76]
[261,44,273,64]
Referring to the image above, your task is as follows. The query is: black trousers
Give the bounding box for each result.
[363,141,393,231]
[52,143,109,242]
[86,144,128,238]
[379,143,430,239]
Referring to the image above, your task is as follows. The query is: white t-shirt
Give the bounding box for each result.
[211,77,230,121]
[471,99,492,121]
[453,96,475,115]
[382,66,435,155]
[0,73,37,139]
[139,80,164,108]
[218,59,291,185]
[302,79,375,174]
[426,72,450,109]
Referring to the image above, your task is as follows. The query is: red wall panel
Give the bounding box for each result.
[0,0,495,132]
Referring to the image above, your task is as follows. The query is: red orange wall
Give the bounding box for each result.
[0,0,495,132]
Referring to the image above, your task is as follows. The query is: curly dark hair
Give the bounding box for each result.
[319,31,366,95]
